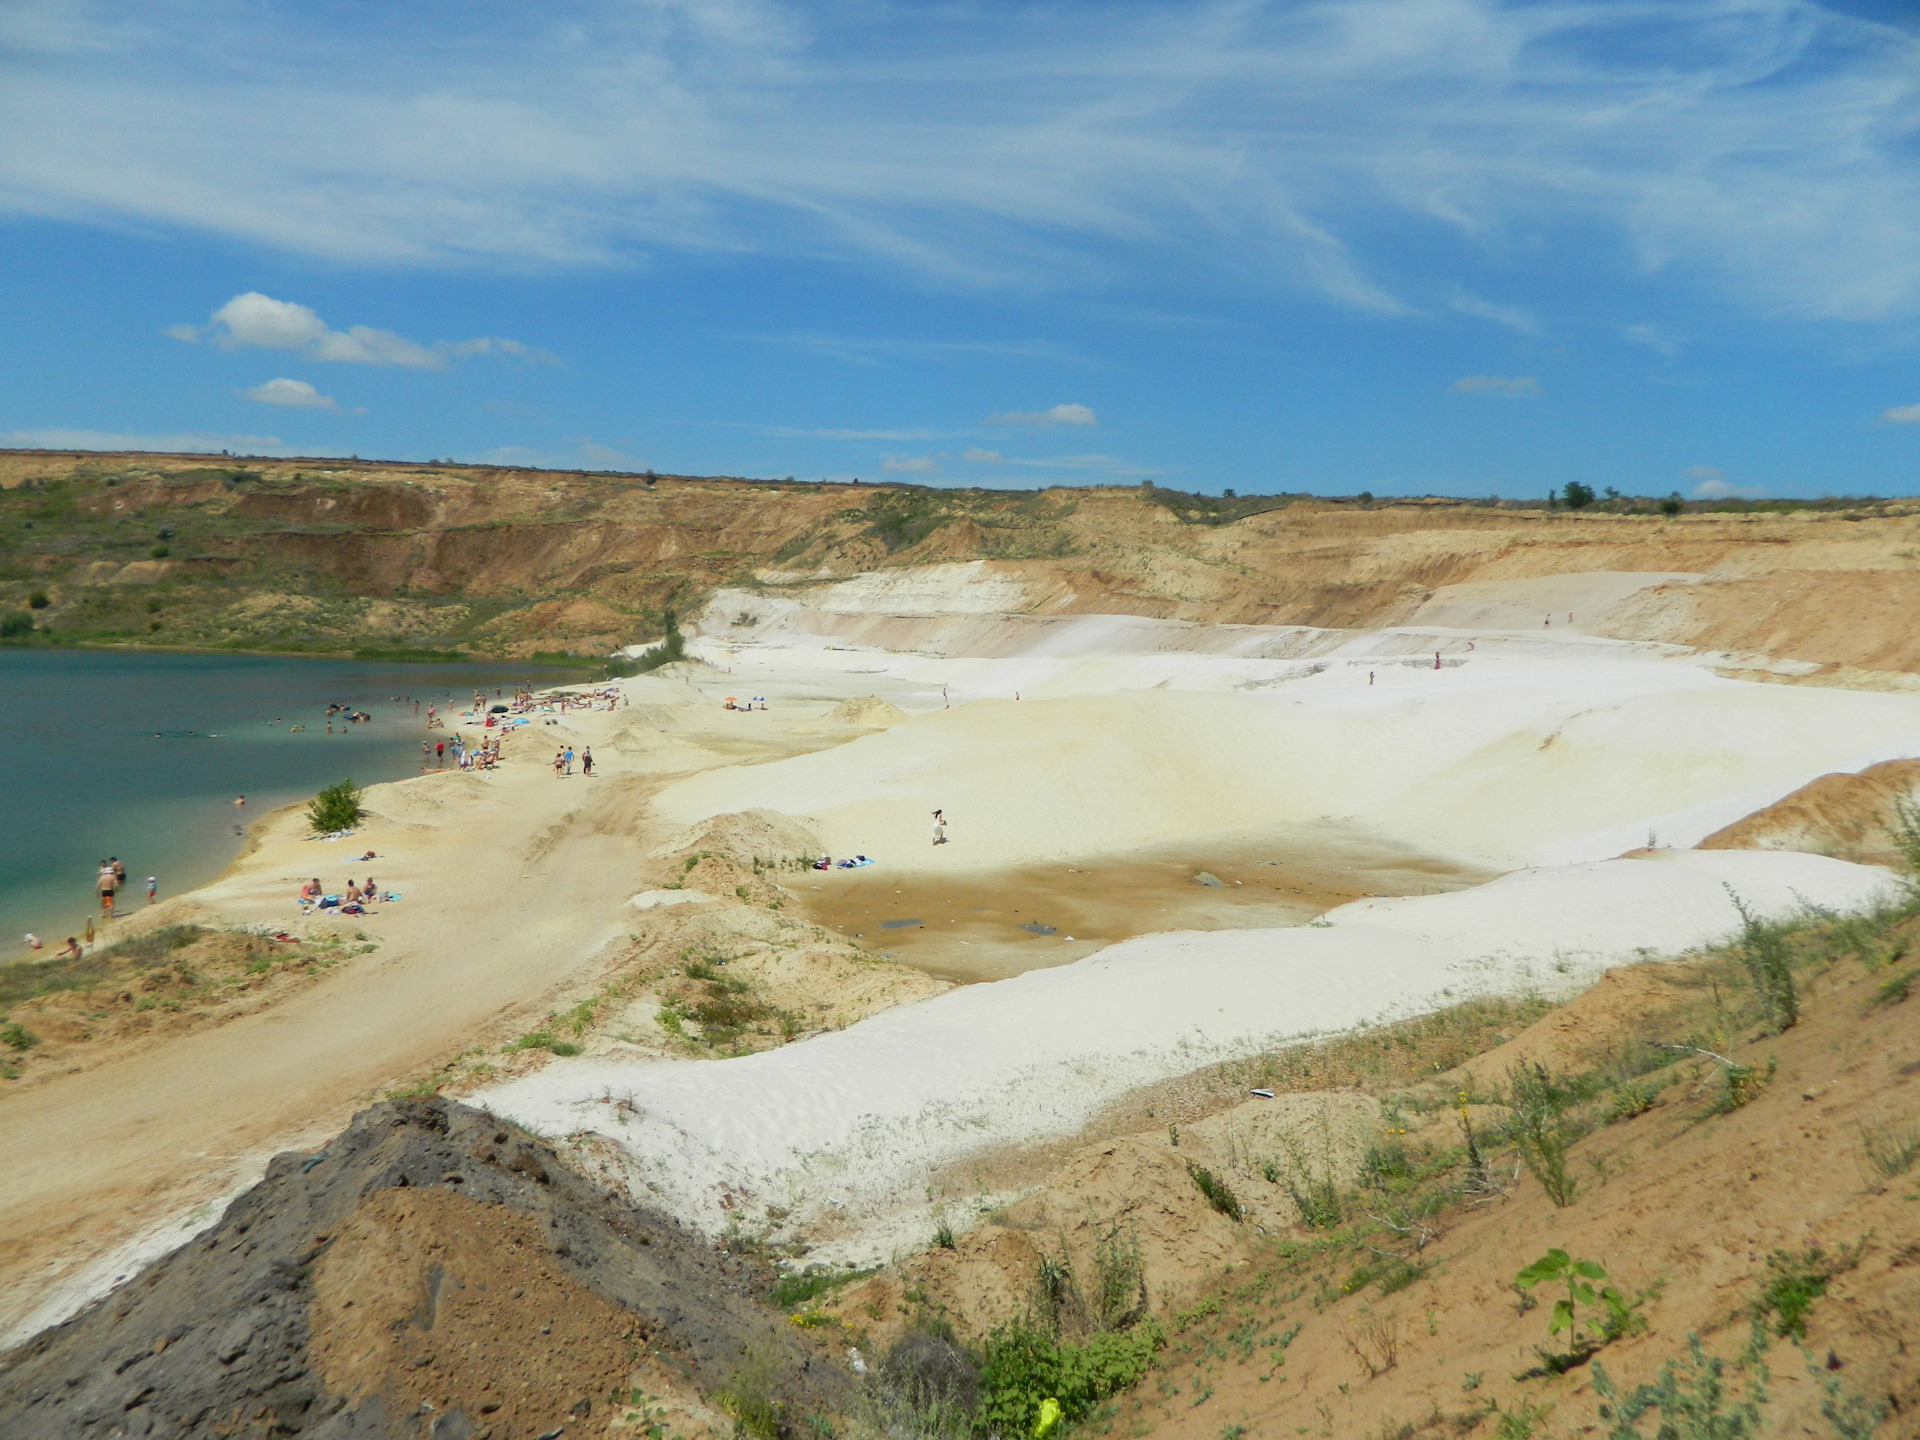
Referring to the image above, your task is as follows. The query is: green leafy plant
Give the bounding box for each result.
[1514,1250,1629,1356]
[974,1319,1162,1438]
[1870,969,1913,1007]
[1488,1399,1555,1439]
[0,1021,39,1052]
[306,777,367,834]
[1091,1223,1147,1332]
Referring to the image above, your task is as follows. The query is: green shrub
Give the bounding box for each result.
[1186,1163,1243,1221]
[1506,1063,1582,1207]
[1730,894,1799,1031]
[1870,969,1913,1007]
[1607,1079,1661,1123]
[1091,1223,1146,1331]
[1754,1247,1853,1340]
[974,1320,1162,1437]
[27,591,48,609]
[0,611,33,638]
[1,1022,39,1052]
[1592,1332,1767,1439]
[307,778,367,833]
[772,1265,875,1310]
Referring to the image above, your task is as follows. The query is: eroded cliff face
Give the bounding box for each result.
[5,448,1920,672]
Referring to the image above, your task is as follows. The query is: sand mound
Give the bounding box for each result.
[823,695,908,726]
[0,1099,839,1440]
[1697,757,1920,864]
[646,807,823,865]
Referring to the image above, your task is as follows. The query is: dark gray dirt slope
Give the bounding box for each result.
[0,1098,839,1439]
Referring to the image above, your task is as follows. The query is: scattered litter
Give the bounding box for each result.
[1193,872,1224,887]
[880,919,924,930]
[1017,922,1057,936]
[1250,1088,1275,1099]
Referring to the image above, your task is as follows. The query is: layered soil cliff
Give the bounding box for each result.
[7,450,1920,673]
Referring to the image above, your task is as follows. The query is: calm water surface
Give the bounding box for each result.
[0,649,584,949]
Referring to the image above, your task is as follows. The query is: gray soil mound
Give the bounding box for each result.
[822,695,907,727]
[0,1098,843,1439]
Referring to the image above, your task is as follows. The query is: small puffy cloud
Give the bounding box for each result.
[169,293,550,369]
[1881,402,1920,424]
[882,454,939,473]
[242,377,337,409]
[987,403,1097,428]
[1452,375,1541,397]
[1450,291,1540,336]
[961,448,1003,463]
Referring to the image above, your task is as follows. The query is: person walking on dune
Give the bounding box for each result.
[932,809,947,846]
[581,747,593,777]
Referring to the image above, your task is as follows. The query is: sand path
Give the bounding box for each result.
[0,700,683,1341]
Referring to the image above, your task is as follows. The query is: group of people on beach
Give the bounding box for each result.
[299,872,382,914]
[552,746,593,777]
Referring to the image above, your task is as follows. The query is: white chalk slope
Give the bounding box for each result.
[656,663,1920,872]
[478,850,1894,1250]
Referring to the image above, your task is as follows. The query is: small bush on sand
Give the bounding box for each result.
[1092,1223,1147,1332]
[1729,894,1799,1032]
[1754,1245,1859,1340]
[1862,1121,1920,1180]
[1592,1331,1767,1440]
[1187,1162,1243,1221]
[307,778,367,834]
[1506,1063,1582,1207]
[975,1319,1163,1439]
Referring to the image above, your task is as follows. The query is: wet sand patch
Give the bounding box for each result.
[789,827,1488,983]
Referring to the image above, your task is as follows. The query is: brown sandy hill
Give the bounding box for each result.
[1697,757,1920,866]
[780,923,1919,1440]
[0,1098,845,1440]
[7,450,1920,673]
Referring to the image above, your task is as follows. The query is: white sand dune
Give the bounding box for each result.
[656,663,1920,872]
[476,849,1894,1256]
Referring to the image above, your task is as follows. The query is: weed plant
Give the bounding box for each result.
[1861,1121,1920,1180]
[1187,1163,1244,1221]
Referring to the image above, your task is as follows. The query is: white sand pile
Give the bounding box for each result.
[475,850,1893,1257]
[653,667,1920,871]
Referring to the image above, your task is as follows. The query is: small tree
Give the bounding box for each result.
[1563,480,1597,510]
[1660,493,1684,517]
[308,778,367,834]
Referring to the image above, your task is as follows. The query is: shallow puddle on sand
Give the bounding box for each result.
[792,829,1489,983]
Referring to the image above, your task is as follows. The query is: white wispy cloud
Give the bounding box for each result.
[881,454,938,473]
[169,293,552,369]
[1623,324,1684,358]
[1881,402,1920,423]
[11,1,1919,324]
[242,377,337,409]
[1451,290,1540,336]
[961,448,1003,463]
[988,404,1097,428]
[1,428,295,455]
[1452,375,1540,397]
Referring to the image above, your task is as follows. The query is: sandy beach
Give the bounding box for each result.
[6,562,1920,1341]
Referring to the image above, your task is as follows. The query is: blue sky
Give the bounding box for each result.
[4,0,1920,499]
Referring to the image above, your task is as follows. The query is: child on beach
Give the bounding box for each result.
[146,876,157,904]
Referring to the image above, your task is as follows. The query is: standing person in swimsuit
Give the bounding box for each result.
[581,747,593,777]
[97,863,116,915]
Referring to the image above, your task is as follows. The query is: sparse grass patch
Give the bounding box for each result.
[1862,1121,1920,1180]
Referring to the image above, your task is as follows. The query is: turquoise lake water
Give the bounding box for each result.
[0,649,584,950]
